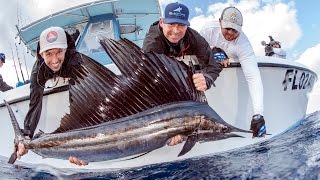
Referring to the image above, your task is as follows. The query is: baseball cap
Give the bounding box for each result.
[163,2,190,26]
[0,53,5,63]
[39,27,68,53]
[212,47,228,62]
[220,7,243,32]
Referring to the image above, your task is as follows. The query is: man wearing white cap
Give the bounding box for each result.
[200,7,266,138]
[16,26,88,165]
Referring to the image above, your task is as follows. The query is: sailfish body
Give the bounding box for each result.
[6,39,250,163]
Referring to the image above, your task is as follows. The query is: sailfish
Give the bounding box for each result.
[6,38,250,164]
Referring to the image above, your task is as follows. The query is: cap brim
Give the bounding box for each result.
[39,43,68,53]
[221,20,241,32]
[163,18,190,26]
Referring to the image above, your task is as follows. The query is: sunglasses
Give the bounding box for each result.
[225,28,238,33]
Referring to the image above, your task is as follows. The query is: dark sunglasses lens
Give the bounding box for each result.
[225,28,238,33]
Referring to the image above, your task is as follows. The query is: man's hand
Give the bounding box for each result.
[219,59,230,67]
[192,73,207,92]
[212,47,229,67]
[16,140,29,159]
[69,156,89,166]
[167,134,186,146]
[250,114,267,138]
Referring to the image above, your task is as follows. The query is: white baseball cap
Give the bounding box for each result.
[39,27,68,53]
[220,7,243,32]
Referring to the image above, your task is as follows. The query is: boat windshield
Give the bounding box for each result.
[78,20,114,55]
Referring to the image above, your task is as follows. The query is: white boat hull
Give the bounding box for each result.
[0,57,317,169]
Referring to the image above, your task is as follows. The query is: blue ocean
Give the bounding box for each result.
[1,111,320,179]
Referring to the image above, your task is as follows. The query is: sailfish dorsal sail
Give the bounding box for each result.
[53,38,206,134]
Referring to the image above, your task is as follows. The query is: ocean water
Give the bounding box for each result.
[1,111,320,179]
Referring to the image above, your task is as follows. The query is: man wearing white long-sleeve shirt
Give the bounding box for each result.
[200,6,266,138]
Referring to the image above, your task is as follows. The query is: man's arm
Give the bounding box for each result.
[142,29,164,54]
[23,62,45,138]
[0,74,13,92]
[194,34,222,88]
[237,43,264,116]
[16,61,45,159]
[237,38,266,138]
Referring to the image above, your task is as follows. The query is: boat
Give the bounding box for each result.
[0,0,317,169]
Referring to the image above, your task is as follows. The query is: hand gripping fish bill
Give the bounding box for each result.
[5,38,250,164]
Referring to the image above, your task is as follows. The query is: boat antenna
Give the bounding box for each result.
[15,43,26,83]
[10,44,21,83]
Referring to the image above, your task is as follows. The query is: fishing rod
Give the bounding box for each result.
[22,47,30,80]
[15,0,30,82]
[15,43,26,83]
[10,44,21,84]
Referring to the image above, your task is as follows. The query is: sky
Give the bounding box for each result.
[0,0,319,95]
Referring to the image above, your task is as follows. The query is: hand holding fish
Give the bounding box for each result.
[192,73,207,91]
[250,114,267,138]
[16,142,28,159]
[167,134,187,146]
[219,59,230,68]
[69,156,89,166]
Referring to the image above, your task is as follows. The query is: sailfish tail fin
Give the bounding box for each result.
[3,100,26,164]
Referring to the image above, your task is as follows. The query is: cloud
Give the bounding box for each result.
[296,43,320,99]
[296,43,320,75]
[195,7,203,15]
[189,0,301,57]
[295,44,320,112]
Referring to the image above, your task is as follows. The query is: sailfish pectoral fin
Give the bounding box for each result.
[178,130,249,157]
[178,135,198,157]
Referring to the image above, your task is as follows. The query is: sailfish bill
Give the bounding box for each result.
[6,38,251,164]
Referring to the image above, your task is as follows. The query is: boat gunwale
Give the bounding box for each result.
[0,62,317,107]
